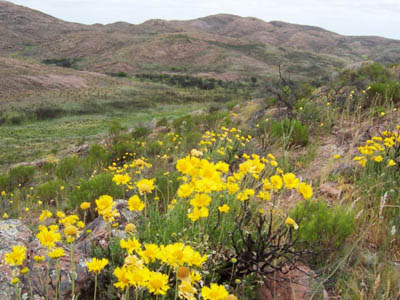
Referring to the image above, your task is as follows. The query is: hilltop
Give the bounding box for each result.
[1,1,400,82]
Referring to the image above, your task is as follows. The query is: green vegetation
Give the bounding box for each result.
[2,58,400,299]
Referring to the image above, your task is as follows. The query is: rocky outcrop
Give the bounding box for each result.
[0,220,32,300]
[0,200,137,300]
[260,264,328,300]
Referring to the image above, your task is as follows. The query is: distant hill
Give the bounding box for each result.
[1,0,400,81]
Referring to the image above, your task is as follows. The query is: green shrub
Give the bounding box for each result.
[270,119,309,148]
[156,117,169,127]
[36,179,64,204]
[55,156,81,180]
[86,144,110,168]
[368,81,400,103]
[146,141,162,156]
[9,165,35,188]
[110,141,137,161]
[0,174,11,191]
[40,161,57,176]
[172,115,194,133]
[68,173,123,219]
[154,171,180,206]
[291,199,355,255]
[131,127,150,139]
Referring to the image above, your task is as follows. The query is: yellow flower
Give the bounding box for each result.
[190,193,211,208]
[80,202,91,210]
[187,207,209,222]
[135,179,155,194]
[113,173,131,186]
[128,195,145,211]
[201,283,228,300]
[333,154,340,160]
[56,211,66,218]
[59,214,79,226]
[176,266,190,280]
[125,223,136,233]
[21,267,29,274]
[39,210,53,222]
[218,204,230,213]
[139,243,159,264]
[1,190,5,196]
[64,225,78,237]
[77,221,85,228]
[86,258,109,273]
[113,266,131,290]
[257,191,271,201]
[36,226,61,249]
[146,272,170,295]
[5,245,26,266]
[2,212,8,219]
[179,281,197,300]
[34,255,45,262]
[177,183,194,198]
[285,217,299,230]
[120,237,141,255]
[297,182,313,200]
[372,155,383,162]
[283,173,299,189]
[95,195,114,214]
[270,175,283,190]
[270,160,278,167]
[388,159,397,167]
[236,189,255,201]
[11,277,19,285]
[48,247,65,259]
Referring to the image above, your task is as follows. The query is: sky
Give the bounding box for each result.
[7,0,400,39]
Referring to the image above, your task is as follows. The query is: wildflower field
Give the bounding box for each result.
[1,62,400,299]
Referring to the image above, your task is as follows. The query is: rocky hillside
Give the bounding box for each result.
[1,1,400,81]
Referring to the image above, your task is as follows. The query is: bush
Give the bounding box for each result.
[68,173,123,220]
[146,141,162,156]
[270,119,309,148]
[9,165,35,188]
[172,115,194,134]
[156,117,169,127]
[131,127,150,139]
[291,199,355,256]
[55,156,81,181]
[110,141,137,161]
[86,144,110,168]
[36,179,65,204]
[34,106,65,120]
[368,81,400,103]
[0,174,11,191]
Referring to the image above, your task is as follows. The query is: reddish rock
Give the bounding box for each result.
[260,264,328,300]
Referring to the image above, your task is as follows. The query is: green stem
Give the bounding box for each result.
[125,286,130,300]
[55,260,60,300]
[46,260,50,300]
[94,274,98,300]
[71,245,76,299]
[27,274,33,300]
[15,285,21,300]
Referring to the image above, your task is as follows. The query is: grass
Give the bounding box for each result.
[0,102,206,167]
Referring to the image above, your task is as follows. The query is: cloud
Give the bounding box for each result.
[8,0,400,39]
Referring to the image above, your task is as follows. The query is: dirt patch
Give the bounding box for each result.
[19,74,88,89]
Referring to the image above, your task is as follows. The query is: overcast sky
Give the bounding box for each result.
[8,0,400,39]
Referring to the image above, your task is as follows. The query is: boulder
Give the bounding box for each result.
[260,264,328,300]
[0,220,32,300]
[0,200,138,300]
